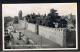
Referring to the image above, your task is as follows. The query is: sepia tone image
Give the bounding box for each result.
[2,3,77,50]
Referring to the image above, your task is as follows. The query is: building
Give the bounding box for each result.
[18,10,23,20]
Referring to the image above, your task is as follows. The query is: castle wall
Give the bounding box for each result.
[39,25,66,47]
[27,23,36,32]
[27,23,66,47]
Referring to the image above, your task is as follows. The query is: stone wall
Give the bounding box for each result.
[27,23,36,32]
[27,23,66,47]
[39,25,66,47]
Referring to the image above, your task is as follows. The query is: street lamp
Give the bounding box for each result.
[36,17,39,35]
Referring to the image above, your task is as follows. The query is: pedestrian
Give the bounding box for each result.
[7,24,14,34]
[18,32,24,40]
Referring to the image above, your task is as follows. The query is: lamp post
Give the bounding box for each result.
[36,17,39,35]
[25,17,26,30]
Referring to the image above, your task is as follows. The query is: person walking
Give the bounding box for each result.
[17,32,24,40]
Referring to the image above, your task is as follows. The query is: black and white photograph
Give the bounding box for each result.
[2,3,77,50]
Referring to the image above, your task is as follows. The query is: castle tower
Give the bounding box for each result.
[18,10,22,20]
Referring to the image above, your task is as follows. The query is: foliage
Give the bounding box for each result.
[4,16,13,29]
[13,16,19,24]
[25,8,68,28]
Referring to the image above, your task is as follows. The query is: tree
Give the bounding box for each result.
[70,14,76,28]
[47,8,61,28]
[13,16,19,24]
[4,16,13,29]
[58,18,67,28]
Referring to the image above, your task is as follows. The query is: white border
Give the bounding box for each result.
[2,3,78,51]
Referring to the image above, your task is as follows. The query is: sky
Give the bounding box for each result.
[2,3,77,18]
